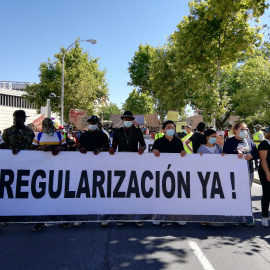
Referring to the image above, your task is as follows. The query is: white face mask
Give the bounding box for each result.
[124,121,133,128]
[89,125,98,131]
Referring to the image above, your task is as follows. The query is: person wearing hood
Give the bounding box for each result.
[30,118,69,231]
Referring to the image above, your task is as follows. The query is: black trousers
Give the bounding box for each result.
[258,168,270,217]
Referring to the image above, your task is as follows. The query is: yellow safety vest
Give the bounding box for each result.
[154,132,164,141]
[182,133,193,154]
[253,131,264,148]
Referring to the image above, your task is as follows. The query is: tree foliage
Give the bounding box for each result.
[24,41,108,122]
[99,103,122,120]
[122,89,154,115]
[128,0,269,126]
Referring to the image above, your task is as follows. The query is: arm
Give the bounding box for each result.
[184,139,193,153]
[109,130,118,155]
[259,150,270,182]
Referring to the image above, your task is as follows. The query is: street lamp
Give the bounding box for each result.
[61,39,97,125]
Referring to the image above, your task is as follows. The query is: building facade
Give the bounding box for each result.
[0,81,59,132]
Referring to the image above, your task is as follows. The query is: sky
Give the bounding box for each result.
[0,0,269,109]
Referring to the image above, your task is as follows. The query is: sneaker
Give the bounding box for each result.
[262,217,269,227]
[101,221,109,227]
[61,223,71,228]
[74,222,83,227]
[201,222,208,226]
[117,222,125,226]
[1,223,6,226]
[178,221,187,226]
[153,221,160,226]
[136,222,143,227]
[245,221,254,226]
[32,223,46,231]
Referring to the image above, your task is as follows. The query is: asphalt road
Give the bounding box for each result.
[1,182,270,270]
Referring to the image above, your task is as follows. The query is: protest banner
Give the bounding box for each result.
[32,115,46,132]
[69,109,86,123]
[77,115,89,130]
[145,114,159,127]
[133,115,145,125]
[0,151,252,223]
[176,122,188,133]
[167,110,179,121]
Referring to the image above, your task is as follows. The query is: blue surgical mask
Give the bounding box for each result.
[124,121,133,128]
[239,130,247,139]
[208,137,217,144]
[166,129,175,137]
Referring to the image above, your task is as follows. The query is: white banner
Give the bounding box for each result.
[0,150,252,223]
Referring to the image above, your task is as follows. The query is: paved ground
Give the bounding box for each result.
[0,180,269,270]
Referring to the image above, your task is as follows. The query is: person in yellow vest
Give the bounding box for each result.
[182,125,193,153]
[154,125,164,141]
[253,124,265,170]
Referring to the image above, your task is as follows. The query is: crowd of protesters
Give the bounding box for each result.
[1,110,270,230]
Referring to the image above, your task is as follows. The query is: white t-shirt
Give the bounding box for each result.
[0,134,3,145]
[32,132,66,146]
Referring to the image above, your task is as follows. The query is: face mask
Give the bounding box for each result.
[266,128,269,132]
[182,129,187,134]
[239,130,247,139]
[208,137,217,144]
[124,121,133,128]
[67,134,72,138]
[89,125,98,131]
[166,129,175,137]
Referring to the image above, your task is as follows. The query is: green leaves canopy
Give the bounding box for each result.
[24,41,108,122]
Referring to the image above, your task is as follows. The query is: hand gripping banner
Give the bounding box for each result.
[0,150,253,223]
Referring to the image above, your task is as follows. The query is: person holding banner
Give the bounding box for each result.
[197,129,223,155]
[258,132,270,226]
[197,129,225,226]
[184,122,206,154]
[78,115,109,155]
[109,111,146,227]
[223,122,258,226]
[30,118,70,231]
[109,111,146,155]
[152,120,187,226]
[2,110,35,155]
[31,118,68,156]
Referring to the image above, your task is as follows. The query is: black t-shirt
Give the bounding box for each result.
[189,132,204,153]
[113,126,145,152]
[153,136,184,153]
[258,140,270,172]
[79,130,109,151]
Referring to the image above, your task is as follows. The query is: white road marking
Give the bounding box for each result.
[188,241,215,270]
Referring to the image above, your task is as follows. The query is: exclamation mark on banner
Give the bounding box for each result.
[230,172,236,199]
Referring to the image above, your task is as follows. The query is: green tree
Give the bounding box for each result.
[171,0,267,123]
[99,103,122,121]
[122,89,154,115]
[24,40,108,122]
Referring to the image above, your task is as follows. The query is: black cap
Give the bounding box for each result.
[13,110,28,118]
[121,111,135,120]
[87,115,99,123]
